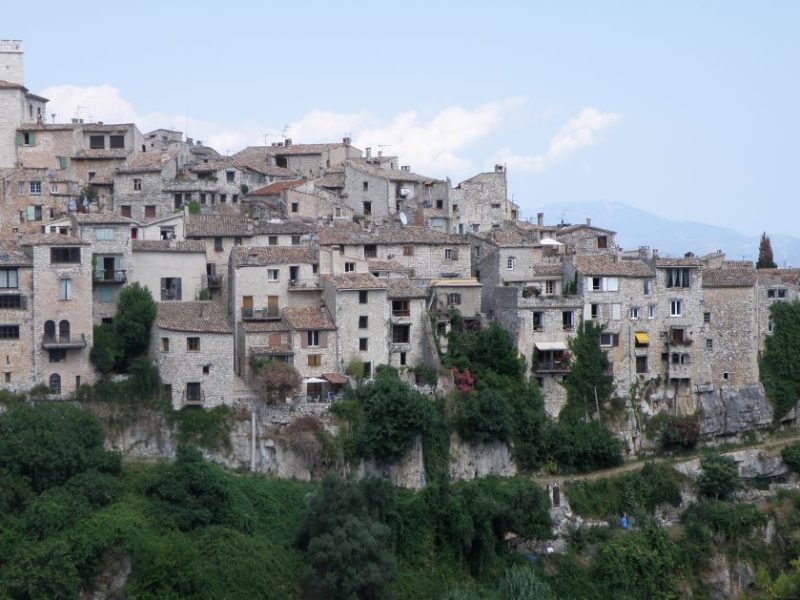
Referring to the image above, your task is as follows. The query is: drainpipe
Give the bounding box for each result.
[250,404,257,472]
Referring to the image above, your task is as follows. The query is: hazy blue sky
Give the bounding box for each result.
[5,1,799,235]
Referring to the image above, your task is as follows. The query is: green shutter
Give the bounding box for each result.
[15,132,23,146]
[28,132,34,146]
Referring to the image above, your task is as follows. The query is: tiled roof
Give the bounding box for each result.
[117,150,176,174]
[249,179,305,195]
[185,214,253,237]
[575,255,653,277]
[323,273,387,291]
[282,307,336,330]
[756,269,800,286]
[156,301,232,333]
[231,158,296,177]
[73,212,137,225]
[323,372,348,384]
[318,223,466,246]
[234,143,350,160]
[457,172,503,186]
[345,159,441,183]
[655,257,703,267]
[72,149,129,160]
[188,160,238,174]
[80,123,136,133]
[702,267,757,288]
[0,240,32,266]
[557,223,616,235]
[533,263,563,276]
[430,277,482,288]
[258,220,313,235]
[368,259,409,273]
[233,246,317,266]
[240,320,289,333]
[132,240,205,253]
[249,344,293,356]
[0,79,26,91]
[386,278,427,298]
[20,234,88,246]
[314,172,345,188]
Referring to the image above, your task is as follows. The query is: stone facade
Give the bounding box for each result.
[130,240,207,303]
[0,241,34,391]
[449,166,518,233]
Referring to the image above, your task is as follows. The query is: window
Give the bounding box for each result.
[392,300,410,317]
[98,286,113,303]
[17,182,24,196]
[51,184,58,194]
[291,202,299,213]
[89,135,105,149]
[706,339,713,349]
[703,312,711,324]
[48,373,61,395]
[359,338,369,351]
[362,181,369,191]
[598,235,608,249]
[364,244,377,258]
[591,303,599,320]
[722,372,729,381]
[88,172,96,181]
[779,289,787,299]
[220,194,227,203]
[562,311,574,330]
[665,268,690,288]
[133,178,142,191]
[267,269,279,281]
[308,354,322,367]
[0,325,20,339]
[109,135,125,149]
[0,269,18,288]
[447,293,461,306]
[234,237,242,246]
[769,317,774,332]
[199,193,206,204]
[268,236,278,246]
[670,300,683,317]
[226,171,235,183]
[161,338,169,352]
[59,279,72,300]
[95,228,113,241]
[533,311,544,331]
[4,373,9,383]
[214,237,223,252]
[29,181,42,195]
[291,235,301,246]
[544,280,555,295]
[600,332,619,347]
[203,365,210,375]
[403,245,414,257]
[363,201,372,215]
[636,356,648,374]
[363,361,372,378]
[161,277,182,301]
[345,262,355,273]
[400,352,407,366]
[0,295,22,309]
[392,324,410,343]
[359,316,368,329]
[445,248,459,260]
[592,277,602,291]
[630,307,639,319]
[307,330,320,347]
[643,279,652,296]
[49,349,66,363]
[359,290,368,304]
[452,204,458,212]
[121,205,132,218]
[507,256,516,270]
[186,382,202,403]
[57,156,67,169]
[187,337,200,351]
[22,131,33,146]
[435,199,444,210]
[648,305,656,319]
[145,206,156,218]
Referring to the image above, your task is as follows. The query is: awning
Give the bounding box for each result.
[539,237,564,246]
[304,377,326,384]
[534,341,568,351]
[634,332,650,345]
[323,372,348,385]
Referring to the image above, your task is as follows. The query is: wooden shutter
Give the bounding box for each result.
[175,278,182,301]
[300,332,308,349]
[320,331,328,348]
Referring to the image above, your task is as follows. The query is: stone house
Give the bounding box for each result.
[0,166,81,235]
[282,179,354,223]
[114,148,183,221]
[150,301,233,409]
[22,234,95,396]
[130,240,206,303]
[233,138,362,179]
[554,219,617,254]
[137,212,184,242]
[385,279,428,370]
[282,306,339,400]
[755,268,800,352]
[448,166,519,234]
[322,273,389,378]
[236,319,292,381]
[70,213,136,325]
[0,239,34,392]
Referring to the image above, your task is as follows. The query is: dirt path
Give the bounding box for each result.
[534,430,800,486]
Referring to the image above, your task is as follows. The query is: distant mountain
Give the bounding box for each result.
[536,201,800,267]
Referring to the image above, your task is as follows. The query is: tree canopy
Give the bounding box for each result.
[760,300,800,420]
[561,320,614,422]
[757,232,777,269]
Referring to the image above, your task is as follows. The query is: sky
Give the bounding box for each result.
[4,1,799,236]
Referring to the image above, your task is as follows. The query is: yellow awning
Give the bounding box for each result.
[634,332,649,345]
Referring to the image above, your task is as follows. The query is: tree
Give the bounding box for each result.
[453,388,513,444]
[89,322,123,374]
[114,283,157,363]
[497,565,556,600]
[256,359,302,404]
[694,452,742,501]
[760,300,800,420]
[561,320,613,422]
[757,232,777,269]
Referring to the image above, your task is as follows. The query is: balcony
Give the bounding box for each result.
[533,358,571,373]
[668,363,692,380]
[93,270,127,284]
[242,306,280,320]
[207,274,222,289]
[42,333,87,349]
[182,390,205,407]
[288,279,321,291]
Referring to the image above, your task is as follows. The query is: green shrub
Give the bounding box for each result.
[647,413,701,450]
[453,389,513,444]
[760,300,800,420]
[497,564,555,599]
[782,443,800,473]
[540,419,623,473]
[695,452,743,501]
[171,405,234,450]
[681,500,766,542]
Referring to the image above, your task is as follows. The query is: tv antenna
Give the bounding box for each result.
[281,125,290,139]
[75,106,86,120]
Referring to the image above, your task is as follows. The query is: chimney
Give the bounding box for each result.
[586,217,592,226]
[653,249,659,259]
[284,138,292,146]
[343,136,351,146]
[71,118,78,124]
[365,147,371,159]
[537,212,544,226]
[495,164,505,173]
[401,165,410,172]
[377,150,382,157]
[197,140,203,146]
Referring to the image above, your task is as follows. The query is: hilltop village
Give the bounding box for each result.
[0,40,790,442]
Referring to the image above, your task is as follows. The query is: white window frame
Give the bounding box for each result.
[506,256,516,271]
[630,307,640,320]
[643,279,652,296]
[95,228,113,241]
[267,269,279,281]
[648,305,656,319]
[670,299,683,317]
[59,278,72,300]
[600,332,613,347]
[345,262,355,273]
[545,280,555,295]
[307,330,320,347]
[29,180,42,196]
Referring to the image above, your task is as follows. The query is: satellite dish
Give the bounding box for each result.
[399,213,408,226]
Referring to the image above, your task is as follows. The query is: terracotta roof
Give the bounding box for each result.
[655,257,703,267]
[0,240,32,266]
[323,372,348,384]
[117,150,176,174]
[0,79,26,91]
[533,263,563,276]
[282,307,336,330]
[386,279,427,298]
[575,255,653,277]
[72,149,129,160]
[323,273,387,290]
[155,301,232,333]
[474,222,541,247]
[249,179,305,196]
[233,246,317,266]
[234,142,352,160]
[346,159,442,183]
[318,223,466,246]
[756,269,800,286]
[132,240,205,253]
[20,234,88,246]
[231,159,296,178]
[368,259,410,273]
[258,220,313,235]
[185,214,253,237]
[73,212,137,225]
[702,267,757,288]
[430,278,482,288]
[556,223,616,235]
[188,160,239,174]
[240,320,289,333]
[457,172,504,186]
[249,345,293,356]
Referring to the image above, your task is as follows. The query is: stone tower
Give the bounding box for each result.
[0,39,24,85]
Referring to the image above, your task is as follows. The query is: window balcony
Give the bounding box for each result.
[288,279,321,291]
[42,333,87,349]
[533,359,571,373]
[93,270,127,284]
[182,390,205,407]
[207,274,222,289]
[242,306,280,320]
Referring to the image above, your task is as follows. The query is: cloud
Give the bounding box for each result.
[41,83,524,173]
[497,107,621,172]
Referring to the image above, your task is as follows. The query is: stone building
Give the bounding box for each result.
[448,166,518,233]
[282,306,339,400]
[233,138,362,179]
[755,268,800,352]
[0,239,34,392]
[150,301,233,409]
[0,166,81,235]
[385,279,428,370]
[130,240,206,302]
[113,148,183,221]
[554,219,617,254]
[236,319,292,381]
[322,273,389,378]
[23,234,95,396]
